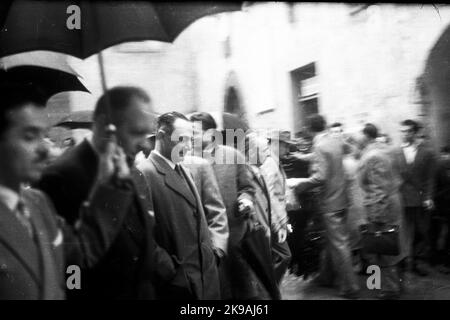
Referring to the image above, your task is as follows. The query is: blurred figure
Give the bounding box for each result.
[330,122,344,138]
[243,132,281,299]
[393,119,437,276]
[281,133,316,277]
[430,146,450,272]
[293,114,359,299]
[358,124,404,299]
[138,112,221,299]
[263,131,293,284]
[189,111,258,300]
[342,134,367,272]
[376,133,392,145]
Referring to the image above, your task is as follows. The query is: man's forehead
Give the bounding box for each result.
[9,103,48,129]
[173,118,193,135]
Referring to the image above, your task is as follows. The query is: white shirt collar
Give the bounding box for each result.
[0,184,20,212]
[153,150,176,170]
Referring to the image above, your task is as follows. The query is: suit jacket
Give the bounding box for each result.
[295,132,348,213]
[393,142,436,207]
[37,140,173,299]
[204,144,255,247]
[183,155,229,254]
[260,154,289,233]
[137,152,220,300]
[358,142,403,225]
[0,184,133,300]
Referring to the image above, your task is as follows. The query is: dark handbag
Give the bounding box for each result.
[240,221,281,300]
[360,223,400,256]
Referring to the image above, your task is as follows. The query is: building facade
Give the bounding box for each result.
[55,2,450,150]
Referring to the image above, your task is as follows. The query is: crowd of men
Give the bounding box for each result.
[0,82,449,300]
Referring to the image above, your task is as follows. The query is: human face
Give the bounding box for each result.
[0,104,49,189]
[279,141,291,158]
[160,118,192,163]
[400,125,415,144]
[115,99,156,162]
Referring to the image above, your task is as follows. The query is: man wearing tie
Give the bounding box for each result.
[137,112,220,299]
[0,82,134,299]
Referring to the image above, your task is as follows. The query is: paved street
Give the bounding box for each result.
[281,267,450,300]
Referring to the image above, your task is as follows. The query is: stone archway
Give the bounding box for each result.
[421,25,450,150]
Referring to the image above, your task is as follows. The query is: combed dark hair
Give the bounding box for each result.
[189,112,217,131]
[157,111,188,136]
[401,119,420,134]
[307,114,326,133]
[0,82,47,138]
[363,123,378,140]
[93,86,151,122]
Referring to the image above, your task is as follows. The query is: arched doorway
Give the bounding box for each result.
[421,25,450,150]
[224,72,247,122]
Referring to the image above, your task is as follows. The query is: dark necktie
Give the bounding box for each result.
[15,200,34,238]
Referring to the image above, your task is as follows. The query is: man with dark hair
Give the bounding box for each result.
[0,82,134,299]
[358,123,404,299]
[137,112,220,299]
[292,114,359,299]
[37,86,173,299]
[188,111,258,299]
[394,119,436,276]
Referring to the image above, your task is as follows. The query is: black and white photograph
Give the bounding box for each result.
[0,0,450,308]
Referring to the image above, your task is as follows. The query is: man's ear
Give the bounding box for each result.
[156,128,166,140]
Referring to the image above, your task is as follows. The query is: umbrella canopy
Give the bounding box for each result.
[0,51,88,103]
[55,110,93,129]
[0,1,242,59]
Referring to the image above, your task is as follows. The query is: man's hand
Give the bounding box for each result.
[96,135,130,185]
[423,199,435,211]
[277,228,287,243]
[238,198,254,218]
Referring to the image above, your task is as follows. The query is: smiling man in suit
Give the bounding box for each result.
[0,82,134,299]
[137,112,220,300]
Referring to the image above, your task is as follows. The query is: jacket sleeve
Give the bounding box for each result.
[295,145,328,194]
[236,150,256,204]
[199,163,229,253]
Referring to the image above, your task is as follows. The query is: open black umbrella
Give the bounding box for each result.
[0,1,242,59]
[55,110,93,129]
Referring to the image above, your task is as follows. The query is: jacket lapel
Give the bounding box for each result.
[150,153,197,208]
[0,201,41,287]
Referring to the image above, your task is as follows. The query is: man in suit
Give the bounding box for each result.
[183,154,229,262]
[137,112,220,300]
[37,86,175,299]
[294,114,359,299]
[0,82,134,299]
[394,119,437,276]
[188,112,260,299]
[262,131,292,284]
